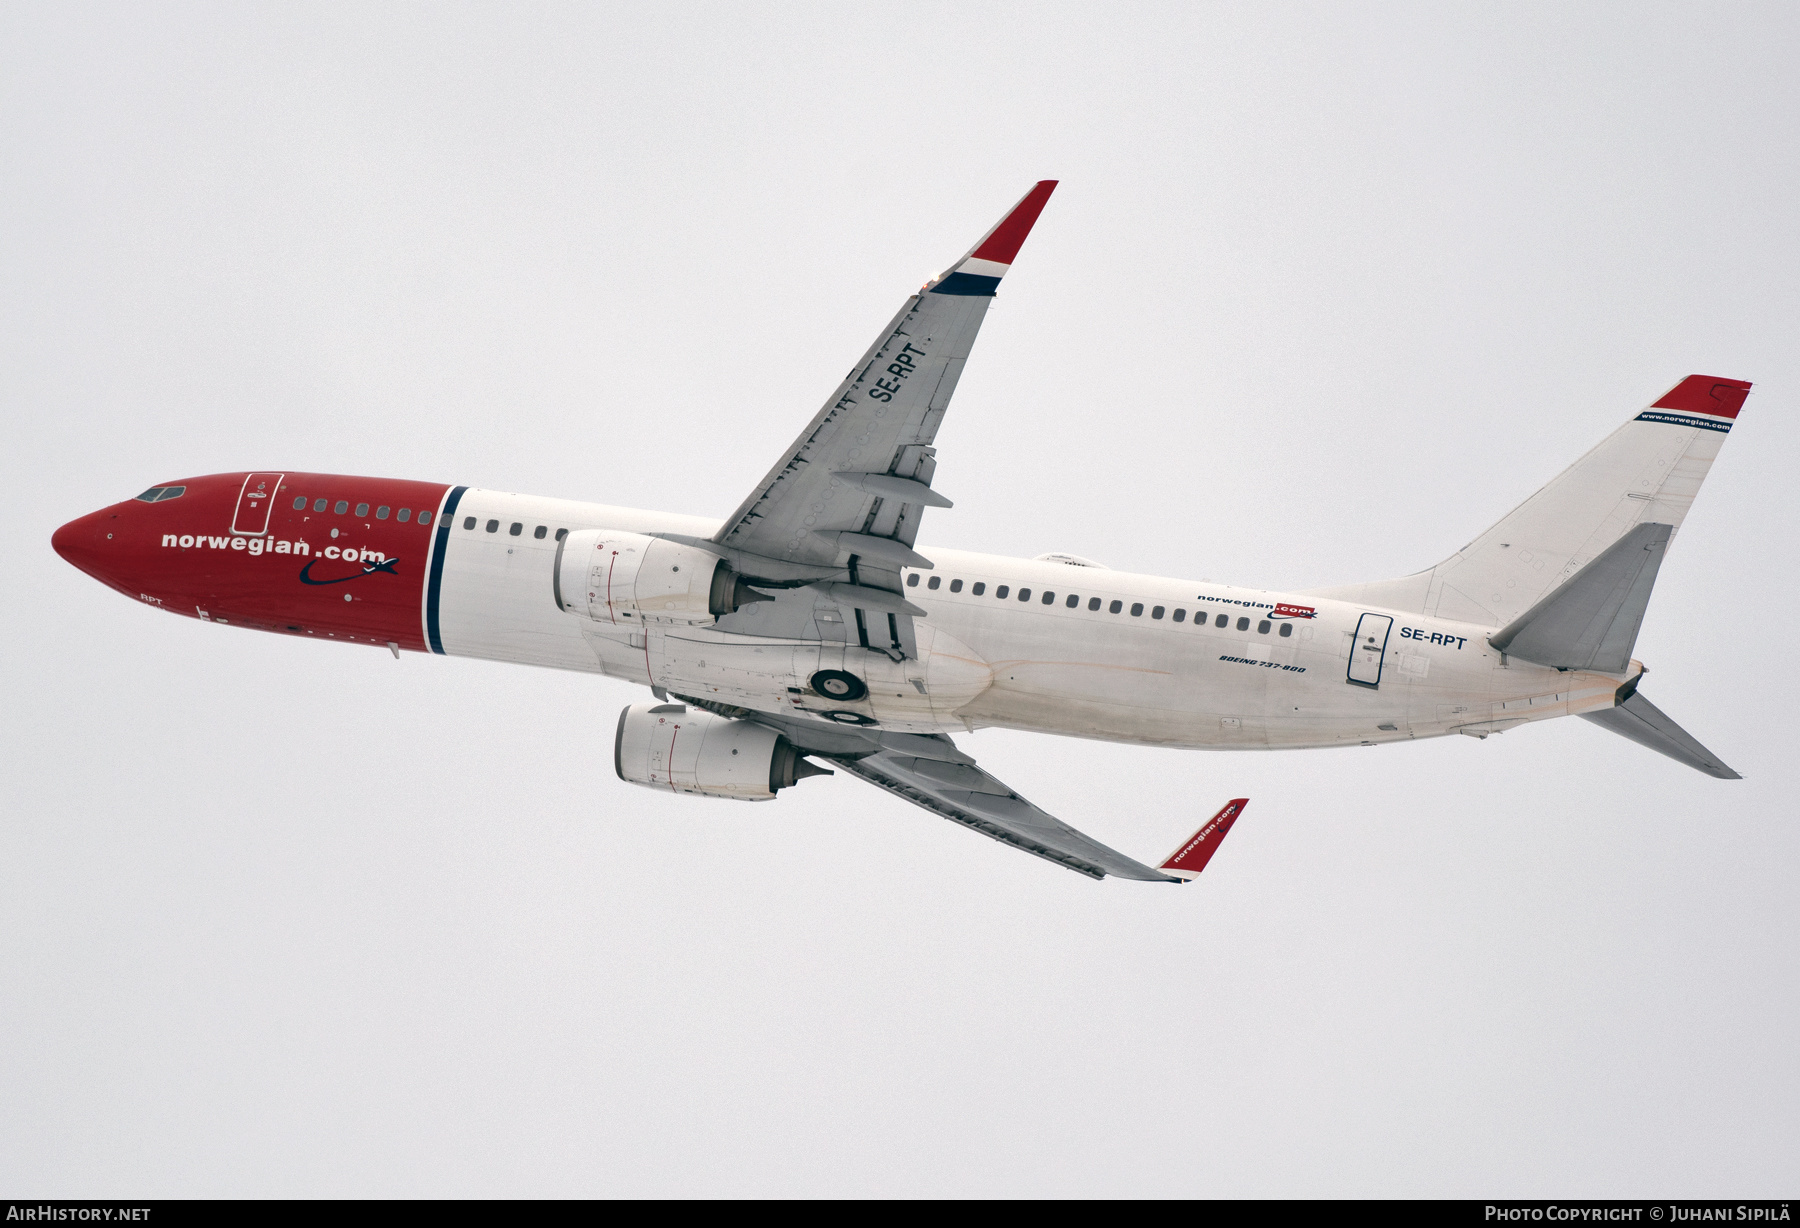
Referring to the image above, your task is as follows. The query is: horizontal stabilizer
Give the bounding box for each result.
[1488,522,1670,671]
[1580,690,1740,779]
[1158,799,1250,880]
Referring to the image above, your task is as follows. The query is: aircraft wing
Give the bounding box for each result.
[707,181,1058,659]
[819,734,1179,882]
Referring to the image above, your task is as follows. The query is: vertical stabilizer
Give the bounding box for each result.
[1304,376,1749,628]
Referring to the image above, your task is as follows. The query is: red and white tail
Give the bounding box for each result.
[1158,798,1250,881]
[1303,374,1751,629]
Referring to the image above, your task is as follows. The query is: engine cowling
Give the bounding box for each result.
[613,703,832,801]
[554,529,765,626]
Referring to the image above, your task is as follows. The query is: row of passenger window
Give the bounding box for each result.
[904,572,1294,636]
[291,496,434,525]
[464,517,569,541]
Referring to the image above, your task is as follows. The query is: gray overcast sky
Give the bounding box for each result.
[3,1,1796,1197]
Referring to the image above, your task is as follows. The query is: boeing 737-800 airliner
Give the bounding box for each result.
[51,181,1745,882]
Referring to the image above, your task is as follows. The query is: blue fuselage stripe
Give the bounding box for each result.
[426,486,467,654]
[1635,411,1732,433]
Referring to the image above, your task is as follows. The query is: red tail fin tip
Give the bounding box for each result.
[1651,375,1752,420]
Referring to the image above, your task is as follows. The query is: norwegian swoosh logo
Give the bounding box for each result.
[298,557,400,585]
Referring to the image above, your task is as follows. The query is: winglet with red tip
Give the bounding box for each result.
[1158,799,1249,881]
[929,180,1058,297]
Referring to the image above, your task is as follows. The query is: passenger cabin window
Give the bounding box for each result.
[1088,598,1101,611]
[1017,588,1030,601]
[995,585,1009,599]
[1151,606,1165,619]
[486,520,500,533]
[906,574,920,587]
[1279,623,1293,637]
[292,496,307,510]
[533,525,547,539]
[354,503,369,517]
[1173,609,1186,623]
[1236,616,1250,631]
[314,499,328,512]
[927,576,941,590]
[396,508,411,522]
[1257,620,1271,634]
[509,522,523,536]
[1130,603,1144,617]
[971,582,985,595]
[376,506,390,519]
[1042,591,1055,605]
[1066,594,1078,608]
[554,528,567,541]
[1215,614,1228,628]
[1109,600,1123,614]
[334,501,349,514]
[950,579,963,592]
[418,511,432,526]
[463,517,476,530]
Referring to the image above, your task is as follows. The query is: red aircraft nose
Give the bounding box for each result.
[52,501,155,599]
[52,509,113,579]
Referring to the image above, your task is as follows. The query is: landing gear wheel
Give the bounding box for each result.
[824,710,877,726]
[810,669,868,702]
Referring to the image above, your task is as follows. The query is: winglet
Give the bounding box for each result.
[1158,798,1249,880]
[929,180,1058,296]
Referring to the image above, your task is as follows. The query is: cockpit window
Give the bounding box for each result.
[134,486,186,503]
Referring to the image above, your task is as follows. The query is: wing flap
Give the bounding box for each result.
[828,747,1178,882]
[708,182,1058,658]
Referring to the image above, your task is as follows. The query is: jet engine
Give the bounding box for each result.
[554,529,767,626]
[614,702,832,801]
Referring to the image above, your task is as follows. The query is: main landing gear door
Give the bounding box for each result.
[232,473,284,536]
[1347,612,1394,688]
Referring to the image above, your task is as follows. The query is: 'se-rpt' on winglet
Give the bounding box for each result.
[1159,798,1250,881]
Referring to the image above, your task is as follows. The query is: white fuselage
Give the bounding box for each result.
[433,489,1627,752]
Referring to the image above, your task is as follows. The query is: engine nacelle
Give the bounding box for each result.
[555,529,764,626]
[613,703,831,801]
